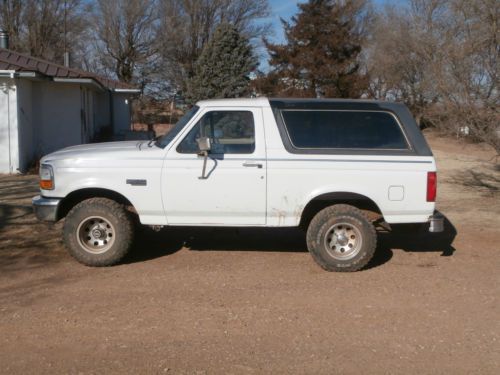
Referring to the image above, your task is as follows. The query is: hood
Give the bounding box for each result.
[41,141,161,163]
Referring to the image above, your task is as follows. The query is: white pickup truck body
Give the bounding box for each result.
[33,98,442,271]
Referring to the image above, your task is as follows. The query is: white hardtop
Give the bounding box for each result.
[196,97,271,108]
[196,97,397,108]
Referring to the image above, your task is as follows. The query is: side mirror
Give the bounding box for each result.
[197,137,211,179]
[197,137,211,153]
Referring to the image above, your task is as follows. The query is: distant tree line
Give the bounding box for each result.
[367,0,499,154]
[0,0,498,152]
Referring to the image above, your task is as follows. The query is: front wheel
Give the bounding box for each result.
[63,198,134,266]
[306,204,377,272]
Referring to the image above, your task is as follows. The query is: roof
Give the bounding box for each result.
[269,98,401,110]
[196,97,271,107]
[195,97,395,108]
[0,48,140,93]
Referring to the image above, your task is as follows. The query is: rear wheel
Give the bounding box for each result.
[306,204,377,272]
[63,198,134,266]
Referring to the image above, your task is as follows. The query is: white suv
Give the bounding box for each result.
[33,98,443,271]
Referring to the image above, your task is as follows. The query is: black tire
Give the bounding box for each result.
[63,198,134,266]
[306,204,377,272]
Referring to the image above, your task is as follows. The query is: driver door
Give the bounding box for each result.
[162,107,267,225]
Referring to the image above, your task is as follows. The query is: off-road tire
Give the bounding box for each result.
[63,198,134,266]
[306,204,377,272]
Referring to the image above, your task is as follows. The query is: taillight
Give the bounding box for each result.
[427,171,437,202]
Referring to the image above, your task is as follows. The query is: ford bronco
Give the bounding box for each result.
[32,98,443,272]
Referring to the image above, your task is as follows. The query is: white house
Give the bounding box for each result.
[0,48,140,174]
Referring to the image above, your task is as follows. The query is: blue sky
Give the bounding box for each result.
[265,0,303,44]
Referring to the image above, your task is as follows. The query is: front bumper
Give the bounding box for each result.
[32,195,61,222]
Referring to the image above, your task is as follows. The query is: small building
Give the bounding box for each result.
[0,48,140,174]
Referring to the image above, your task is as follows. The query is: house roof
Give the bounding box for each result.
[0,48,140,93]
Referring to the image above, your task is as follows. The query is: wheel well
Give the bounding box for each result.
[57,188,135,220]
[299,192,383,229]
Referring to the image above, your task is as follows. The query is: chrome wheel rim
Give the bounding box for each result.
[324,222,362,260]
[76,216,115,254]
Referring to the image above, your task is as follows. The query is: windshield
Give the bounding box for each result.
[157,105,200,148]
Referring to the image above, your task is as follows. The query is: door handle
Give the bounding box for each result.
[243,161,263,168]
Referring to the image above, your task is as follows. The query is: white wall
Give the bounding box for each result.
[0,77,19,174]
[1,78,134,173]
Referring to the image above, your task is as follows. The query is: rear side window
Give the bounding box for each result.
[281,110,408,150]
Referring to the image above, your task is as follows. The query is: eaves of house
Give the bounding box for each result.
[0,48,140,94]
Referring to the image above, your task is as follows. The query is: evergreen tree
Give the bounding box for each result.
[186,23,257,104]
[262,0,369,98]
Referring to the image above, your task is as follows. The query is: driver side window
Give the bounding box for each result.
[177,110,255,154]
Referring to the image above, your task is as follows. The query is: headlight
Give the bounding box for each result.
[39,164,55,190]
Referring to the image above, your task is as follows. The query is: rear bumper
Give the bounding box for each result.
[428,212,444,233]
[32,195,61,222]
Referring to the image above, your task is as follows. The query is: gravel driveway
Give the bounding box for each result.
[0,132,499,374]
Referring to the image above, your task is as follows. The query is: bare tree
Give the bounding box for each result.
[92,0,159,86]
[365,0,447,121]
[0,0,89,66]
[429,0,499,152]
[157,0,270,94]
[0,0,24,49]
[367,0,499,153]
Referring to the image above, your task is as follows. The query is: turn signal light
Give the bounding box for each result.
[40,179,54,190]
[427,172,437,202]
[39,164,55,190]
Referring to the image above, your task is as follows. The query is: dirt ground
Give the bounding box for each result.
[0,132,499,374]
